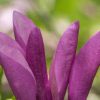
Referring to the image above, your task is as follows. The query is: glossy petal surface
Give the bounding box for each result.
[0,38,36,100]
[69,32,100,100]
[13,11,35,51]
[49,21,79,100]
[26,28,52,100]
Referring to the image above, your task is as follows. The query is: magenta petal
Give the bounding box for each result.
[68,32,100,100]
[49,21,79,99]
[26,28,52,99]
[13,11,35,51]
[0,32,25,56]
[0,39,36,100]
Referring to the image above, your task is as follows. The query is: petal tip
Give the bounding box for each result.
[74,20,80,25]
[67,21,80,34]
[13,11,22,23]
[13,10,20,17]
[96,31,100,34]
[70,21,80,30]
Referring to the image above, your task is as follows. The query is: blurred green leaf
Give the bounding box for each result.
[0,0,10,5]
[92,0,100,5]
[11,96,15,100]
[0,67,3,84]
[27,11,54,32]
[52,0,82,15]
[6,96,15,100]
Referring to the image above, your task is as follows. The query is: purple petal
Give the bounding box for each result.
[0,35,36,100]
[26,28,52,100]
[49,21,79,99]
[68,32,100,100]
[13,11,35,51]
[0,32,25,56]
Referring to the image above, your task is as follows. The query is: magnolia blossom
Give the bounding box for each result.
[0,11,99,100]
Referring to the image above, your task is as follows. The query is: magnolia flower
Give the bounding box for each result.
[0,11,99,100]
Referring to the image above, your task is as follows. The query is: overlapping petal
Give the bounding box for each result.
[13,11,36,51]
[26,28,52,100]
[69,32,100,100]
[0,32,25,56]
[49,21,79,100]
[0,32,36,100]
[13,11,52,99]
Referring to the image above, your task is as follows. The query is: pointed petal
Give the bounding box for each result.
[13,11,35,51]
[69,32,100,100]
[49,21,79,99]
[0,35,36,100]
[26,28,52,100]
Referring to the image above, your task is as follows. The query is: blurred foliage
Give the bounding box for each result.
[0,67,3,83]
[92,0,100,5]
[27,11,53,31]
[0,0,10,5]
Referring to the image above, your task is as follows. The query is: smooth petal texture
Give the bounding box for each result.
[13,11,35,51]
[0,32,25,56]
[69,32,100,100]
[26,28,52,100]
[49,21,79,100]
[0,40,36,100]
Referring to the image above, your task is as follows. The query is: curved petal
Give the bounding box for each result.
[0,32,25,56]
[26,28,52,100]
[0,37,36,100]
[49,21,79,100]
[13,11,36,51]
[69,31,100,100]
